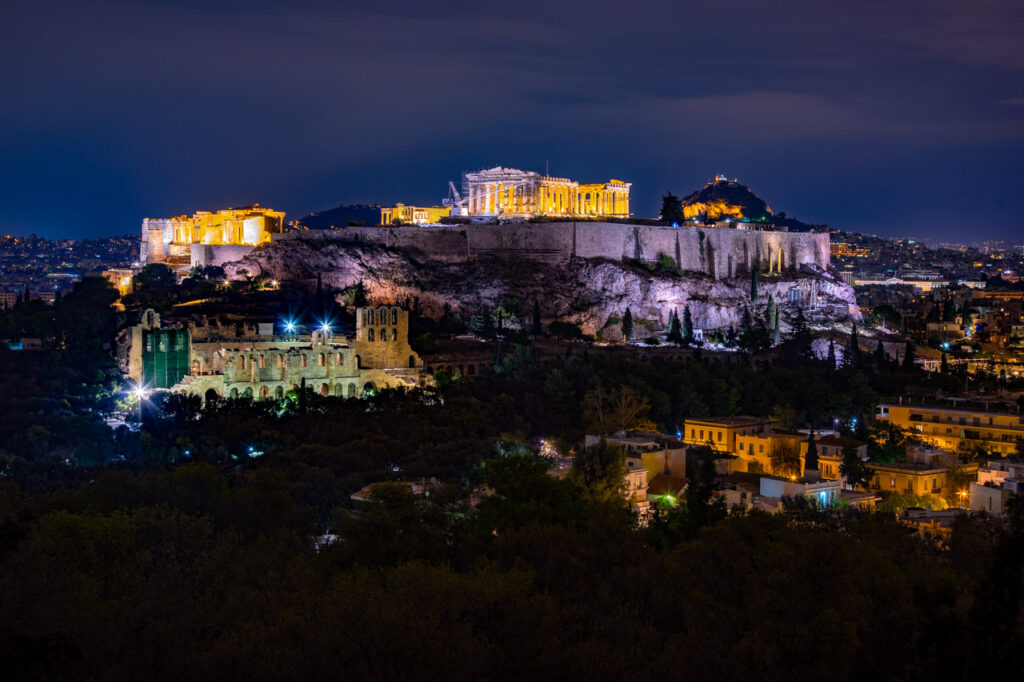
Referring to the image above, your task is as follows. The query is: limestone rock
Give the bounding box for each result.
[223,238,860,335]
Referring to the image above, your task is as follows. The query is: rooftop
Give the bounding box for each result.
[686,416,770,428]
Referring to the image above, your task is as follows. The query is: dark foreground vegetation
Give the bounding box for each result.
[0,279,1022,680]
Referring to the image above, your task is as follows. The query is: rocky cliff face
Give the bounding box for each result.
[224,238,859,335]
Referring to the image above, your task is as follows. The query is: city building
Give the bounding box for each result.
[758,475,842,510]
[456,167,630,219]
[683,416,771,453]
[877,397,1024,456]
[380,204,452,225]
[970,459,1024,514]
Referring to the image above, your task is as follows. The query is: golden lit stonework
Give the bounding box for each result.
[141,204,285,266]
[453,167,630,219]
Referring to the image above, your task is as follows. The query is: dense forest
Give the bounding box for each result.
[0,278,1022,680]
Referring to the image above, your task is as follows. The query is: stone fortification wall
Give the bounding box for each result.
[191,243,258,269]
[268,222,829,278]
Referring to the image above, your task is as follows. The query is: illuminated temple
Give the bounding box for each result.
[460,167,630,219]
[141,205,285,268]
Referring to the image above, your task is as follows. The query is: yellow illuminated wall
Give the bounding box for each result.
[380,204,452,225]
[142,205,285,265]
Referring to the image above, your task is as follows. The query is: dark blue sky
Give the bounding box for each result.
[2,0,1022,242]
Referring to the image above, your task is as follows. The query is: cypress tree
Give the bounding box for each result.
[940,351,949,374]
[682,305,694,345]
[750,264,759,301]
[494,339,504,369]
[532,300,542,337]
[766,295,776,328]
[874,340,887,367]
[846,323,861,367]
[622,307,634,341]
[902,342,916,370]
[353,280,368,307]
[772,309,781,346]
[315,272,323,299]
[726,326,738,348]
[667,309,683,345]
[660,192,684,224]
[804,431,819,474]
[827,339,836,368]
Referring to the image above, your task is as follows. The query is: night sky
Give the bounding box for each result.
[2,0,1022,242]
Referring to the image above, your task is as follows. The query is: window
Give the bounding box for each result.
[277,354,285,368]
[318,353,325,367]
[301,354,308,368]
[367,309,375,325]
[759,445,764,453]
[258,355,266,369]
[391,309,398,325]
[368,328,375,341]
[699,430,704,440]
[690,429,695,439]
[380,327,386,342]
[240,356,246,370]
[392,328,398,342]
[336,352,343,366]
[717,432,723,442]
[890,477,896,488]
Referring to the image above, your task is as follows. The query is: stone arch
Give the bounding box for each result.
[243,386,253,398]
[274,385,284,399]
[347,383,356,398]
[259,385,269,399]
[229,387,239,399]
[334,384,343,397]
[319,383,329,396]
[467,364,476,375]
[204,388,220,404]
[355,354,362,369]
[362,381,376,396]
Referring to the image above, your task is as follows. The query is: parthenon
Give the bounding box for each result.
[462,167,630,219]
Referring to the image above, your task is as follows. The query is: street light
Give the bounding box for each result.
[130,384,150,424]
[957,489,967,509]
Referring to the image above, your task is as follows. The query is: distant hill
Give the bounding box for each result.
[680,176,822,232]
[293,204,381,230]
[681,176,773,222]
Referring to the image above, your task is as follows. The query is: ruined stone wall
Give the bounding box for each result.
[269,222,830,278]
[191,243,258,269]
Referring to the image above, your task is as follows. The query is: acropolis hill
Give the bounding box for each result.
[217,221,855,337]
[148,172,859,336]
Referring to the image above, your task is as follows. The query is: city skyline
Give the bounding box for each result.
[1,0,1022,241]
